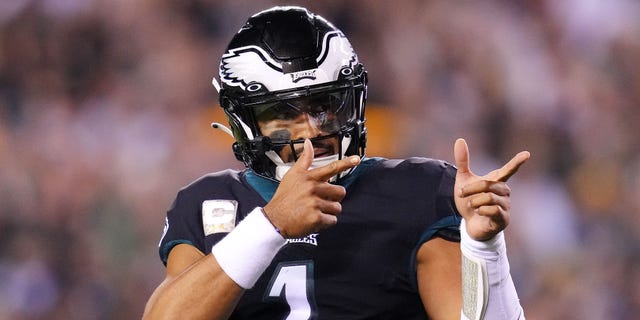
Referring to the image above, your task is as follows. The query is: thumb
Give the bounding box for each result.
[292,139,314,171]
[454,138,471,176]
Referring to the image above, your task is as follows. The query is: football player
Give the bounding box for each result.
[144,6,528,320]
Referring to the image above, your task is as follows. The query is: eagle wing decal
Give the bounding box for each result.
[219,46,284,90]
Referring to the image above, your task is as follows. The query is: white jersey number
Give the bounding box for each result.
[266,261,316,320]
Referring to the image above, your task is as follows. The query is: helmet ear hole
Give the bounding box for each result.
[246,82,266,93]
[339,67,354,78]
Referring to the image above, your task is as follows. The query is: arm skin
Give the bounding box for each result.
[142,244,244,320]
[143,140,360,319]
[417,237,463,320]
[417,138,530,319]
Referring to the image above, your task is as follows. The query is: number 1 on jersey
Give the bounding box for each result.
[265,260,317,320]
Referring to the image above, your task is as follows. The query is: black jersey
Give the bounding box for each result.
[159,157,462,320]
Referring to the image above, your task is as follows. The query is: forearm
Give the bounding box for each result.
[144,208,286,319]
[143,254,243,320]
[460,220,524,320]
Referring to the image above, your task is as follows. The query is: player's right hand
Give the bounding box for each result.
[263,139,360,238]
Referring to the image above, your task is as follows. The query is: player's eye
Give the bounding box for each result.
[254,103,302,122]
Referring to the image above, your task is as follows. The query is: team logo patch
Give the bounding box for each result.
[202,200,238,235]
[290,69,317,82]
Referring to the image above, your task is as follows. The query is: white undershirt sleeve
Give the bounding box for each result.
[460,219,525,320]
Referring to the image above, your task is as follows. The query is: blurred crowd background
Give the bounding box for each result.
[1,0,639,319]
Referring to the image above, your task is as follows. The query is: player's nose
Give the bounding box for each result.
[291,113,323,140]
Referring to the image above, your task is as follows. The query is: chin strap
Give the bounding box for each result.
[264,136,353,182]
[265,152,342,181]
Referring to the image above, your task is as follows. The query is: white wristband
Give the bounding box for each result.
[460,219,525,320]
[460,219,506,261]
[211,207,286,289]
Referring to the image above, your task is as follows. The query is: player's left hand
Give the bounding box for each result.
[453,138,530,241]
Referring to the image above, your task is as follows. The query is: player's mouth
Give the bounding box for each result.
[291,140,336,161]
[312,146,334,158]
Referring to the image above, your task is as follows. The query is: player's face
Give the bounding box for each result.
[255,95,344,162]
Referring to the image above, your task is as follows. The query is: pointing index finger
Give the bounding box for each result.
[309,155,361,182]
[494,151,531,182]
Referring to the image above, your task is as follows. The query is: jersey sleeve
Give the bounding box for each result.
[156,170,266,267]
[415,160,462,246]
[158,188,206,265]
[433,162,462,241]
[408,161,462,290]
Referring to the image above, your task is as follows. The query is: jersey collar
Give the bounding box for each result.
[244,157,383,202]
